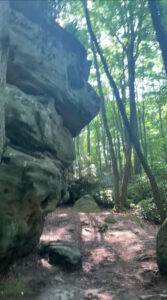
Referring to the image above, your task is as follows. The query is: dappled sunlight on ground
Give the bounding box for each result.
[2,207,167,300]
[84,288,115,300]
[41,227,71,242]
[40,258,52,269]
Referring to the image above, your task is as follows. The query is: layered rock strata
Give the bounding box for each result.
[0,3,100,272]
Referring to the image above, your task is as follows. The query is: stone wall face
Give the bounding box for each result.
[0,5,100,272]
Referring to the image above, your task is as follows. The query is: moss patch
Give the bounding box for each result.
[73,195,100,213]
[104,215,117,224]
[0,281,29,297]
[123,214,143,226]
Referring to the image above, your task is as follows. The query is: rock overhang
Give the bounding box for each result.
[0,0,100,273]
[8,1,101,136]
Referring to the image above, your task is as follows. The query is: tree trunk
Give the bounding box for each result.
[87,124,91,157]
[76,136,81,179]
[101,116,109,171]
[83,1,166,222]
[149,0,167,74]
[158,105,167,163]
[89,40,120,209]
[138,108,145,155]
[0,0,10,161]
[116,131,123,179]
[95,123,102,178]
[127,39,141,175]
[120,142,132,209]
[142,102,147,159]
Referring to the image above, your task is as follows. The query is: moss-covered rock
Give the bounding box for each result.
[104,215,117,224]
[0,1,100,273]
[157,218,167,275]
[39,240,82,270]
[73,194,100,213]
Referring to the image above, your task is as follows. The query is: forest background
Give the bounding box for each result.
[48,0,167,224]
[2,0,167,225]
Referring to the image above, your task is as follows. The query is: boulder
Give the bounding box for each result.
[104,215,117,224]
[157,218,167,275]
[68,164,99,204]
[73,195,101,213]
[0,147,62,272]
[39,241,82,270]
[0,2,100,272]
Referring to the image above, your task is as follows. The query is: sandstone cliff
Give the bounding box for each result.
[0,3,100,272]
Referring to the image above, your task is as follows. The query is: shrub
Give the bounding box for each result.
[127,175,152,204]
[136,198,161,224]
[95,189,114,208]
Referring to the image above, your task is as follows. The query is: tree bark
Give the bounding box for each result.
[94,123,102,178]
[142,102,147,159]
[89,40,120,209]
[120,142,132,208]
[76,136,81,178]
[117,131,123,179]
[87,124,91,157]
[149,0,167,75]
[158,105,167,163]
[83,0,166,222]
[138,108,145,155]
[101,116,109,171]
[0,0,10,161]
[127,38,141,174]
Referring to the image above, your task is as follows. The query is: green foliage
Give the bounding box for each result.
[136,199,161,224]
[127,173,167,223]
[0,281,29,297]
[95,189,114,208]
[123,214,143,227]
[158,0,167,35]
[127,175,152,204]
[57,0,167,222]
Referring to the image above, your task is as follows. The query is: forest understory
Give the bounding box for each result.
[0,207,167,300]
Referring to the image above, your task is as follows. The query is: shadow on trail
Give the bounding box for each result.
[1,208,167,300]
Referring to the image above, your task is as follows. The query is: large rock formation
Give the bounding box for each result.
[0,2,100,272]
[157,218,167,275]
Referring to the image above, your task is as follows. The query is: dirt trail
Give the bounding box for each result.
[1,208,167,300]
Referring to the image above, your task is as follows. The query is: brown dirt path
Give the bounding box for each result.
[1,207,167,300]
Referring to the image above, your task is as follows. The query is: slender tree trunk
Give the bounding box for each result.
[142,102,147,159]
[138,108,145,154]
[158,105,167,162]
[89,40,120,209]
[118,112,126,155]
[87,124,91,157]
[0,1,10,161]
[83,1,166,221]
[120,142,132,208]
[149,0,167,74]
[76,136,81,178]
[112,104,123,179]
[101,99,120,210]
[101,116,109,171]
[127,39,141,175]
[120,75,132,208]
[116,131,123,179]
[95,123,102,178]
